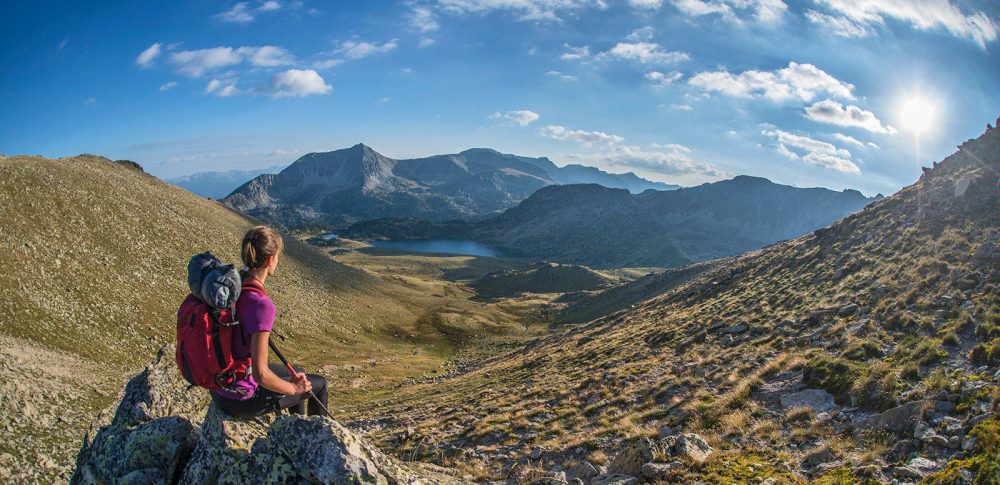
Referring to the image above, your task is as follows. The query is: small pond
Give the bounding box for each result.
[370,239,505,257]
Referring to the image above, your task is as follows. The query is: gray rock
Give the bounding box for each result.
[590,474,637,485]
[860,400,923,435]
[914,420,934,441]
[529,446,545,460]
[674,433,713,464]
[608,439,654,477]
[838,303,859,316]
[640,462,676,480]
[721,324,747,334]
[566,461,598,482]
[721,334,734,346]
[780,388,836,413]
[948,436,961,449]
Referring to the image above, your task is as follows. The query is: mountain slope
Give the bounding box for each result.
[352,123,1000,481]
[167,164,286,199]
[223,145,675,228]
[0,153,508,483]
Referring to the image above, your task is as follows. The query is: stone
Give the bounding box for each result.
[529,446,544,460]
[780,389,836,413]
[884,439,917,462]
[933,400,956,413]
[838,303,860,316]
[721,324,747,334]
[801,448,836,469]
[948,436,961,449]
[566,461,598,482]
[721,334,734,346]
[641,462,676,480]
[914,421,934,441]
[72,346,464,485]
[860,400,923,435]
[673,433,713,464]
[591,474,638,485]
[608,439,654,477]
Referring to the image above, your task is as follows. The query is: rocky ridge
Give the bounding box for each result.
[72,346,469,484]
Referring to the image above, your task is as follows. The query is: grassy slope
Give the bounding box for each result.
[470,263,619,299]
[0,154,518,482]
[352,127,1000,480]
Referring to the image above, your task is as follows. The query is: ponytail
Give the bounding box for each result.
[241,225,284,269]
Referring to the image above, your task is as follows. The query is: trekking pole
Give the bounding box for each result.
[268,339,335,420]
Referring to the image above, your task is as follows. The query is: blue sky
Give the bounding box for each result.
[1,0,998,196]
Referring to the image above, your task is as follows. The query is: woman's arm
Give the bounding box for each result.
[250,331,310,396]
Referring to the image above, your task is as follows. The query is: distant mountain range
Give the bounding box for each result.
[167,165,286,199]
[221,144,677,227]
[346,176,880,268]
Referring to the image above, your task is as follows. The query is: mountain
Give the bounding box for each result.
[346,176,878,268]
[167,164,286,199]
[223,145,675,228]
[0,153,514,483]
[351,123,1000,481]
[514,154,678,192]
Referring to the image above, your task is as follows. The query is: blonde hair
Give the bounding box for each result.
[241,225,284,269]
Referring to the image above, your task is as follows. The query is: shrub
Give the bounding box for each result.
[803,354,862,404]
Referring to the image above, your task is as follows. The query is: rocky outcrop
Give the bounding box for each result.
[72,346,468,484]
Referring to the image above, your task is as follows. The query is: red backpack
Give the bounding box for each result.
[176,252,252,391]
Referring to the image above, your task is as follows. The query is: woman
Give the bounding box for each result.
[212,225,329,417]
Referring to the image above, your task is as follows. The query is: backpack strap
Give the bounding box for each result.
[207,309,227,370]
[241,275,268,297]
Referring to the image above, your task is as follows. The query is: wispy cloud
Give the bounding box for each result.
[167,46,294,77]
[491,110,541,126]
[546,70,578,82]
[813,0,997,49]
[763,128,859,174]
[628,0,662,10]
[334,39,398,60]
[561,44,590,60]
[540,125,624,146]
[436,0,605,22]
[688,61,853,102]
[159,81,178,91]
[804,99,896,134]
[832,133,864,148]
[270,69,332,97]
[205,79,241,97]
[135,43,161,68]
[410,6,440,32]
[600,42,689,64]
[646,70,683,88]
[805,10,872,38]
[215,1,286,24]
[673,0,788,25]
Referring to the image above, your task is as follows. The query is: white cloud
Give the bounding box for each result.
[815,0,998,49]
[546,70,578,82]
[832,133,864,147]
[602,42,689,64]
[763,128,859,174]
[216,1,285,23]
[673,0,787,25]
[419,38,436,48]
[597,144,724,177]
[626,26,655,41]
[629,0,662,9]
[805,10,872,37]
[491,110,541,126]
[82,97,98,106]
[159,81,178,91]
[688,61,854,102]
[410,6,440,32]
[804,99,896,134]
[334,39,398,60]
[436,0,605,22]
[867,142,879,149]
[540,125,624,147]
[671,103,693,111]
[313,59,344,69]
[167,46,293,77]
[561,44,590,60]
[270,69,332,97]
[645,70,683,87]
[205,79,241,97]
[135,43,162,68]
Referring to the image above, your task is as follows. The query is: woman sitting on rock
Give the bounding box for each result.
[213,225,329,417]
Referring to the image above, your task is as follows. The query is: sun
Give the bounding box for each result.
[898,97,936,134]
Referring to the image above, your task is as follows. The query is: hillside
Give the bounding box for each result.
[349,123,1000,482]
[223,145,675,229]
[0,154,518,483]
[470,262,619,299]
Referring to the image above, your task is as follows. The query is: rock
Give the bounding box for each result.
[566,461,598,482]
[933,400,956,413]
[590,474,638,485]
[802,448,836,469]
[948,436,961,449]
[641,462,676,480]
[674,433,713,464]
[529,446,545,460]
[780,389,836,413]
[838,304,859,316]
[608,439,654,477]
[927,434,949,447]
[884,439,917,462]
[721,324,747,334]
[721,334,734,346]
[860,400,923,435]
[914,420,934,441]
[72,346,463,485]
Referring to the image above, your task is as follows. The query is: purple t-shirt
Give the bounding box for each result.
[212,289,275,400]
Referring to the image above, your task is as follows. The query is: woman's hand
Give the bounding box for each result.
[291,372,313,396]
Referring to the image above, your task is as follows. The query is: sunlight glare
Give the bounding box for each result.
[898,97,936,134]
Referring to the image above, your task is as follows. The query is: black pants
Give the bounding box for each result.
[214,363,329,418]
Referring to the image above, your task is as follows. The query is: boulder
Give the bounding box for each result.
[640,462,677,480]
[608,439,654,477]
[779,389,836,413]
[720,325,747,334]
[566,461,598,482]
[72,345,467,485]
[837,304,859,316]
[673,434,713,464]
[590,474,638,485]
[859,400,924,435]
